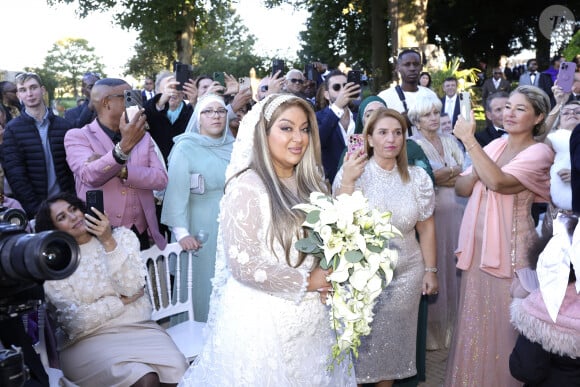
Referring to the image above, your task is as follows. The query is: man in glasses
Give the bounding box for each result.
[64,78,168,250]
[481,67,511,109]
[2,72,74,218]
[316,69,361,184]
[284,69,306,96]
[64,71,101,128]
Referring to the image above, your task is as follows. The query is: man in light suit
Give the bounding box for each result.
[518,58,555,107]
[64,78,168,249]
[440,77,460,127]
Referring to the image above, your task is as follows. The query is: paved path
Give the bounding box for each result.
[419,348,449,387]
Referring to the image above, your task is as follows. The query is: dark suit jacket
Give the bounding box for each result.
[518,72,555,107]
[571,123,580,212]
[475,125,505,147]
[441,95,460,126]
[316,107,356,184]
[481,78,511,108]
[64,100,95,128]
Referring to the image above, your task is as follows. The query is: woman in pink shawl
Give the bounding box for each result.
[445,85,555,386]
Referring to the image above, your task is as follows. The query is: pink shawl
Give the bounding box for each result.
[456,138,553,278]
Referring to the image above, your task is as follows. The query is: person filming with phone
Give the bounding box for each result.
[315,69,361,184]
[64,78,168,250]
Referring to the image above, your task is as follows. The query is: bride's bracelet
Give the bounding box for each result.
[424,267,438,273]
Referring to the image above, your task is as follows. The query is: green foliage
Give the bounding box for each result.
[430,57,480,96]
[48,0,265,80]
[42,38,105,98]
[562,30,580,62]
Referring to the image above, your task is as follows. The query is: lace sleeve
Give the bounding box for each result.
[43,281,124,340]
[221,172,308,302]
[104,227,146,296]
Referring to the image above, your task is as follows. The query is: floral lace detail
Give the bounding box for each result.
[221,170,310,302]
[44,227,151,347]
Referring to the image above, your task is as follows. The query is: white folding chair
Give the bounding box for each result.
[35,305,64,386]
[141,243,205,362]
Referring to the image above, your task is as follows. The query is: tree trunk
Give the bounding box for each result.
[175,14,196,65]
[370,0,389,92]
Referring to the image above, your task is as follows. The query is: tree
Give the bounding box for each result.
[48,0,265,79]
[43,38,105,98]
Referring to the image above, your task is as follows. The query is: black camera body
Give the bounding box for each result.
[0,209,80,318]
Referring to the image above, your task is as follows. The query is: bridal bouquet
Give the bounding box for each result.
[294,191,401,367]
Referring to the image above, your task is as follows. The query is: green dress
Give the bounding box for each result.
[161,132,233,322]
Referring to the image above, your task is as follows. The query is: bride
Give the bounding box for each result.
[179,94,355,386]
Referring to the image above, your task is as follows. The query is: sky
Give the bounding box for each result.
[1,0,308,80]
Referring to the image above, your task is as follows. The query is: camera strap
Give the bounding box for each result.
[395,85,413,137]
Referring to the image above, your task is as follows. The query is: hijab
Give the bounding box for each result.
[354,96,387,134]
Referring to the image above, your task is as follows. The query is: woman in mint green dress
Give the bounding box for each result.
[161,93,234,322]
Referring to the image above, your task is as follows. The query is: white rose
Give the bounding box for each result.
[253,269,267,283]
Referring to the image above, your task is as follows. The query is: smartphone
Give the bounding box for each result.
[212,71,225,87]
[272,59,285,78]
[557,61,577,93]
[86,189,104,220]
[347,70,362,85]
[459,92,471,120]
[238,77,251,90]
[174,61,192,91]
[305,63,319,82]
[347,134,365,157]
[124,89,143,123]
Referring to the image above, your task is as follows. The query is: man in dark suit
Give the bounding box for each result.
[441,77,460,126]
[64,72,100,128]
[315,70,360,184]
[141,76,155,101]
[475,92,509,147]
[481,67,511,108]
[518,58,555,107]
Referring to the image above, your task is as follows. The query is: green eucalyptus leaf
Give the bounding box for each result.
[306,210,321,224]
[345,250,364,263]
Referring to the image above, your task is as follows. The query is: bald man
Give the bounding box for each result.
[64,78,168,249]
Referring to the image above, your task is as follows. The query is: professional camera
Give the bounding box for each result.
[0,208,80,319]
[0,208,79,386]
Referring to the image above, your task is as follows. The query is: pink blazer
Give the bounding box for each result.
[64,120,168,248]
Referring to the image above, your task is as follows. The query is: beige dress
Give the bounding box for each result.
[44,227,188,386]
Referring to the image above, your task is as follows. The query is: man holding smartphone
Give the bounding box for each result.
[316,69,361,184]
[64,78,168,250]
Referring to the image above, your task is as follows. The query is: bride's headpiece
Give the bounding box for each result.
[225,93,299,180]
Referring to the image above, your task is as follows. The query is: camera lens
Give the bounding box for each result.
[0,208,28,228]
[0,230,79,282]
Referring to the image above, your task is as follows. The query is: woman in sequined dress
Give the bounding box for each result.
[446,85,554,386]
[333,107,438,386]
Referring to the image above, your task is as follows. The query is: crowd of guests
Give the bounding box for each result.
[0,49,579,386]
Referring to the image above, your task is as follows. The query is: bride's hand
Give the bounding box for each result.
[307,266,331,292]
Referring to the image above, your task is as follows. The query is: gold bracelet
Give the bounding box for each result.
[466,142,477,152]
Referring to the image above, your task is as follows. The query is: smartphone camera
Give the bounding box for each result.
[174,61,192,91]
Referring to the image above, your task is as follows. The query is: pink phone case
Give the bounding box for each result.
[557,62,576,93]
[347,134,364,156]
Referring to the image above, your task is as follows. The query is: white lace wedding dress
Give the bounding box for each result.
[179,170,355,386]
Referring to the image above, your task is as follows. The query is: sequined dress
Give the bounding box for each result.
[334,159,435,383]
[445,139,553,386]
[179,170,355,386]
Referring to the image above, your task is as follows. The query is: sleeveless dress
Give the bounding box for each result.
[334,159,434,383]
[413,134,465,350]
[179,170,355,386]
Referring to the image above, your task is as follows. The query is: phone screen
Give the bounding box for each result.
[86,189,104,220]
